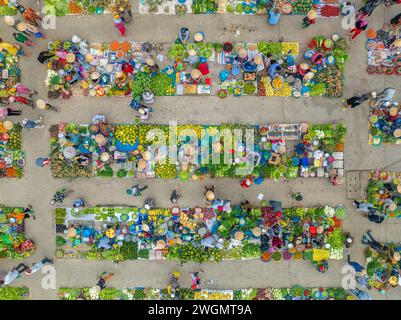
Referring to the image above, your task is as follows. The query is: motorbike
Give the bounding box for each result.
[50,188,74,205]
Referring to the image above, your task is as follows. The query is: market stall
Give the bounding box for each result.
[45,36,172,99]
[0,43,22,100]
[355,171,401,220]
[0,287,29,300]
[0,121,24,179]
[138,0,341,16]
[54,203,344,272]
[49,118,346,184]
[368,96,400,145]
[44,0,130,16]
[366,22,401,76]
[0,207,35,259]
[58,286,349,300]
[364,239,401,292]
[0,2,17,16]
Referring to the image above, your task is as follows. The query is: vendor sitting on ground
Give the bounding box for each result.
[74,154,89,166]
[268,60,282,77]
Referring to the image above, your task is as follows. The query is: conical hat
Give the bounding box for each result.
[393,39,401,48]
[138,159,147,171]
[85,54,94,63]
[156,239,166,249]
[142,223,149,232]
[206,190,215,201]
[307,10,317,19]
[238,48,247,58]
[389,202,397,211]
[2,121,13,131]
[394,129,401,138]
[142,151,151,161]
[393,252,401,261]
[66,53,76,63]
[390,107,398,116]
[16,22,27,32]
[234,231,244,241]
[146,58,155,66]
[91,72,100,80]
[194,32,204,42]
[254,55,263,65]
[191,69,202,79]
[252,227,261,237]
[4,16,15,27]
[36,99,47,109]
[100,152,110,162]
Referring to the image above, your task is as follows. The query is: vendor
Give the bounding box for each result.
[268,8,281,25]
[268,60,282,78]
[122,62,134,76]
[75,154,89,166]
[302,10,317,29]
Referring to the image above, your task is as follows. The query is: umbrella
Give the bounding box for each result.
[63,146,77,159]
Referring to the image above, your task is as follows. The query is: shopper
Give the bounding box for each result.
[25,257,53,275]
[20,117,44,129]
[353,200,374,212]
[347,255,365,273]
[9,95,34,107]
[127,185,148,197]
[350,14,368,40]
[12,32,37,47]
[144,198,155,210]
[361,230,388,252]
[96,272,114,290]
[0,107,22,119]
[170,189,182,203]
[366,208,385,224]
[15,84,36,97]
[114,15,126,37]
[342,93,372,109]
[119,6,132,24]
[23,205,36,220]
[22,7,43,27]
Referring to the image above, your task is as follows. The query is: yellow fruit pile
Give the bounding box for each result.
[274,82,292,97]
[282,42,299,56]
[260,77,274,96]
[0,122,8,134]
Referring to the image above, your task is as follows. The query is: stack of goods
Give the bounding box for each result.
[0,287,29,300]
[49,118,346,185]
[260,205,346,272]
[360,171,401,220]
[0,2,17,16]
[367,23,401,76]
[44,0,131,16]
[0,207,35,260]
[58,286,349,300]
[0,44,21,100]
[0,121,24,179]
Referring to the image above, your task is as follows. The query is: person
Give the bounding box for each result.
[269,200,282,213]
[170,189,181,203]
[114,15,126,37]
[119,6,132,24]
[144,198,155,210]
[4,264,29,285]
[358,0,381,17]
[0,107,22,119]
[73,198,85,209]
[167,271,181,299]
[20,117,44,129]
[376,87,396,103]
[0,39,19,55]
[15,84,36,97]
[302,10,317,28]
[344,232,354,248]
[51,188,72,205]
[22,7,42,27]
[342,92,372,109]
[341,1,354,15]
[353,200,374,212]
[137,106,152,121]
[347,255,365,273]
[204,186,215,202]
[366,208,385,224]
[289,192,303,201]
[268,61,282,77]
[268,8,281,25]
[9,95,35,107]
[12,32,37,47]
[23,205,36,220]
[178,27,190,44]
[37,50,55,64]
[191,272,201,290]
[96,272,114,290]
[25,257,53,275]
[361,230,388,252]
[391,13,401,27]
[350,14,368,40]
[127,185,148,197]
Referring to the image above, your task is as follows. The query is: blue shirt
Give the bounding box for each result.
[268,9,281,25]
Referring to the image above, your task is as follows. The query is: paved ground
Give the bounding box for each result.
[0,0,401,300]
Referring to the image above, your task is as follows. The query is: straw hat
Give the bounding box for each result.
[191,69,202,80]
[393,252,401,262]
[115,71,124,79]
[300,63,309,70]
[142,223,149,232]
[205,190,215,201]
[304,72,314,81]
[142,151,151,161]
[106,64,114,73]
[137,159,147,171]
[307,9,317,20]
[16,22,27,32]
[2,121,13,131]
[234,231,244,241]
[95,134,106,146]
[397,184,401,194]
[238,48,247,58]
[394,129,401,138]
[66,53,76,63]
[4,16,15,27]
[390,107,398,116]
[156,239,166,249]
[91,71,100,80]
[36,99,47,110]
[212,142,222,153]
[254,55,263,65]
[67,228,77,237]
[252,227,261,237]
[188,49,197,56]
[194,32,204,42]
[85,54,94,63]
[100,152,110,162]
[176,237,183,245]
[389,202,397,211]
[146,58,155,66]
